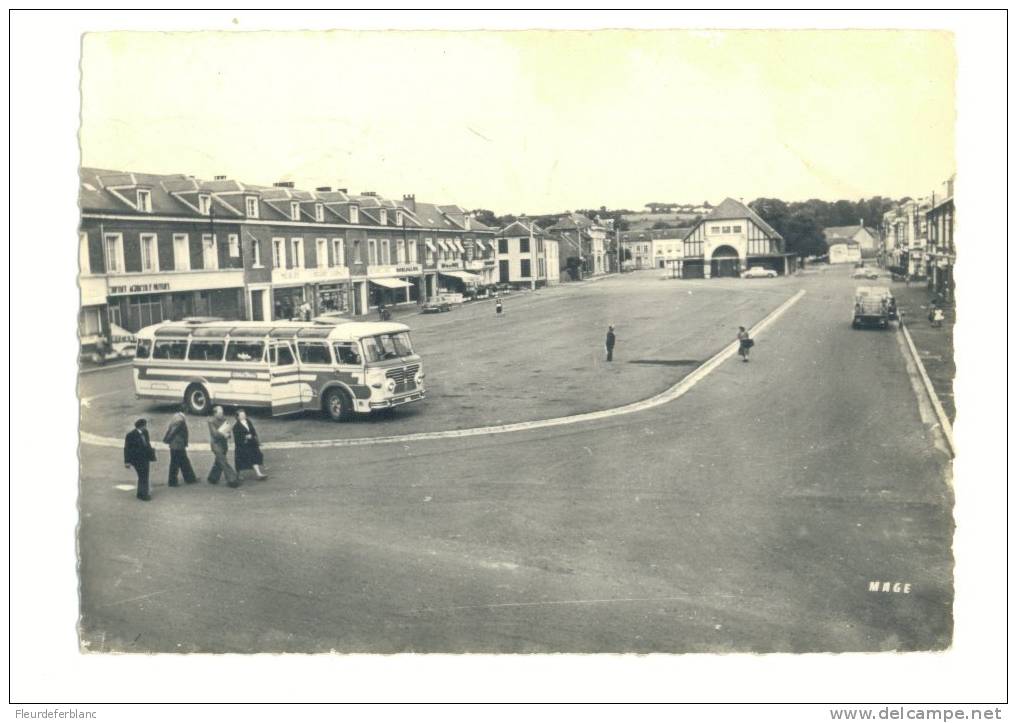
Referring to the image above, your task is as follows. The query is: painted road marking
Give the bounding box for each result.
[79,289,805,451]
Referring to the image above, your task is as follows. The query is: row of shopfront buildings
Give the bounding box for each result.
[78,167,601,341]
[879,175,956,301]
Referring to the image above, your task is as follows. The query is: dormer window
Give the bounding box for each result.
[349,205,359,224]
[396,210,403,226]
[291,202,301,221]
[198,194,211,215]
[245,196,259,218]
[315,204,324,222]
[380,209,388,225]
[136,189,152,213]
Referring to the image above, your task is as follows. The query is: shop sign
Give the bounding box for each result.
[465,260,494,271]
[106,269,244,296]
[272,266,351,284]
[369,263,421,277]
[438,260,462,271]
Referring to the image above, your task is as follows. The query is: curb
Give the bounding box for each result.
[79,289,806,451]
[900,321,955,457]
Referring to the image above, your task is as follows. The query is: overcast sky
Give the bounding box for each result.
[80,29,955,215]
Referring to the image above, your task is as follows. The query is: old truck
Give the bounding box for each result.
[852,286,890,329]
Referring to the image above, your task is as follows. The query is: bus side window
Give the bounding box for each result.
[226,340,265,363]
[153,339,188,360]
[272,343,295,366]
[187,340,225,362]
[297,342,331,365]
[333,342,362,365]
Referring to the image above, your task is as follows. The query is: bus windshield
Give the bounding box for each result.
[361,332,414,362]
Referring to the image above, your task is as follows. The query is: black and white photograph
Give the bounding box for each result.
[7,8,1008,713]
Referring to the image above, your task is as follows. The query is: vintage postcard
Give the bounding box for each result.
[73,27,959,658]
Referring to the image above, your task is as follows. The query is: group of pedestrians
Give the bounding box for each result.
[123,405,268,502]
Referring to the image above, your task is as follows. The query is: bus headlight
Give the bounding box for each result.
[386,379,397,393]
[415,373,425,386]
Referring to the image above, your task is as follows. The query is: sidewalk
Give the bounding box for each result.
[892,283,956,423]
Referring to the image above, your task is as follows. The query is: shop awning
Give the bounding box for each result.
[439,270,483,284]
[453,239,465,253]
[425,239,437,252]
[439,239,452,252]
[473,239,486,251]
[370,277,413,289]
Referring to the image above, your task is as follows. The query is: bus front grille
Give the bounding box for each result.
[385,364,420,385]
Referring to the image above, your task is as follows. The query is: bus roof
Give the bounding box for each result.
[137,319,412,340]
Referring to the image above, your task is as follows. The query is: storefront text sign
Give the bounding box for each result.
[106,269,245,296]
[369,264,422,277]
[438,260,462,271]
[272,266,352,284]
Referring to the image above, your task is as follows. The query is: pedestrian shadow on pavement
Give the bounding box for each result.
[627,359,701,367]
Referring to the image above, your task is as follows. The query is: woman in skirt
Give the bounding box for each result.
[232,408,268,480]
[737,326,753,362]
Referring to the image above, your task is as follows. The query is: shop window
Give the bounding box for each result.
[272,238,284,268]
[108,306,122,328]
[228,234,240,258]
[153,339,188,360]
[104,233,124,273]
[297,341,332,365]
[202,234,218,270]
[225,340,265,363]
[125,295,164,331]
[173,234,190,271]
[187,340,225,361]
[333,342,362,366]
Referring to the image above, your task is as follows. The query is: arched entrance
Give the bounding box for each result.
[711,245,741,278]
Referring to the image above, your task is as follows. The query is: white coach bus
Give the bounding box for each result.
[132,319,425,421]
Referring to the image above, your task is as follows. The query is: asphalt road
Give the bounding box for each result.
[77,267,953,653]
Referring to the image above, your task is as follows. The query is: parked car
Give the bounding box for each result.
[742,266,777,279]
[421,298,453,314]
[852,267,881,280]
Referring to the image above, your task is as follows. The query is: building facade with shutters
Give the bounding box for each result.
[680,197,795,278]
[78,168,497,346]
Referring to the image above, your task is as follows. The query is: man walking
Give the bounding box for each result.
[163,407,197,486]
[605,325,616,362]
[123,418,156,502]
[207,406,239,488]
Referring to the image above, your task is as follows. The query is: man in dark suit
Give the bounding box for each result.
[123,418,156,501]
[605,325,616,362]
[163,407,197,486]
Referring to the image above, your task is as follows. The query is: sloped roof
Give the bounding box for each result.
[704,198,782,238]
[823,224,871,239]
[620,227,693,243]
[498,220,544,237]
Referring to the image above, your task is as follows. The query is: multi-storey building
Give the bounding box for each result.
[78,168,497,342]
[680,198,794,278]
[620,227,692,270]
[544,213,609,278]
[494,219,558,287]
[881,197,932,279]
[925,176,955,301]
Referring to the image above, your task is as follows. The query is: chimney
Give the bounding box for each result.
[316,186,333,192]
[336,188,348,194]
[402,194,416,212]
[274,181,295,188]
[214,175,228,181]
[361,191,377,197]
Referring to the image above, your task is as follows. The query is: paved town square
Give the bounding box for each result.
[77,266,953,654]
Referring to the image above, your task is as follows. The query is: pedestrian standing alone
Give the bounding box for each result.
[232,409,268,481]
[207,406,239,488]
[163,407,197,486]
[737,326,753,363]
[123,418,156,502]
[495,296,503,316]
[605,325,616,362]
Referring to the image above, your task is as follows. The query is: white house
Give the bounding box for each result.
[823,222,879,258]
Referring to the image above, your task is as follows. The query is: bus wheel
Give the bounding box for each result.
[184,384,211,415]
[323,388,353,422]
